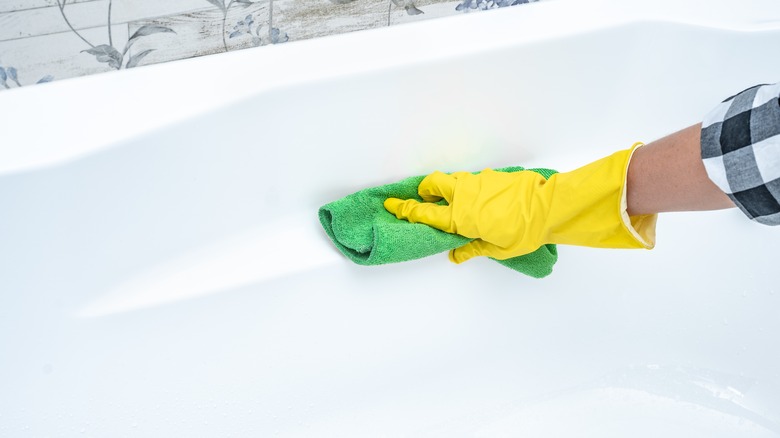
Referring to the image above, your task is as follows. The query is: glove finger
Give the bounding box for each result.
[384,198,453,232]
[448,239,502,264]
[418,171,457,203]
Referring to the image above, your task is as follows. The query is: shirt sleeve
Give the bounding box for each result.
[700,82,780,225]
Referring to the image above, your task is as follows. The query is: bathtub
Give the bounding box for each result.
[3,0,780,436]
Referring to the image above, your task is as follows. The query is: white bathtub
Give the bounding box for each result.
[3,0,780,436]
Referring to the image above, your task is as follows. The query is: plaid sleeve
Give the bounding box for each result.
[701,82,780,225]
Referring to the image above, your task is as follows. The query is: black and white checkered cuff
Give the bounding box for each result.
[701,82,780,225]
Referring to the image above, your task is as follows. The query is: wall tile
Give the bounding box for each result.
[272,0,387,42]
[0,0,99,14]
[128,1,270,66]
[272,0,465,43]
[0,24,128,88]
[388,0,464,26]
[0,0,210,41]
[0,0,539,91]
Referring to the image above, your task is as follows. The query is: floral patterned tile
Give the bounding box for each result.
[0,24,128,89]
[128,1,270,67]
[0,0,539,91]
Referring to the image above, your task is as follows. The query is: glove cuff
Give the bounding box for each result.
[620,142,657,249]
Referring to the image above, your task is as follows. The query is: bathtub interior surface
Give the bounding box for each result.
[3,8,780,438]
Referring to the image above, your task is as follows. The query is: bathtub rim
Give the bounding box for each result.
[2,0,780,175]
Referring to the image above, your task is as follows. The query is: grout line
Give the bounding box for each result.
[268,0,273,42]
[0,0,101,15]
[107,0,113,46]
[0,22,128,44]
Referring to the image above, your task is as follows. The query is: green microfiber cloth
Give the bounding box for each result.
[318,167,559,278]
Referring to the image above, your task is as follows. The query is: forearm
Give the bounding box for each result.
[626,123,735,216]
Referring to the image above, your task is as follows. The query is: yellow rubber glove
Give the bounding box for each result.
[384,143,657,263]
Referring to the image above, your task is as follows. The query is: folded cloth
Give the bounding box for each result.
[318,167,559,278]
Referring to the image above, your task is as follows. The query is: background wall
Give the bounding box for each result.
[0,0,538,91]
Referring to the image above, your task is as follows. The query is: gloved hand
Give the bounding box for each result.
[383,142,657,263]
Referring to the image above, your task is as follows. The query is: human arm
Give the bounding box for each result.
[626,123,734,216]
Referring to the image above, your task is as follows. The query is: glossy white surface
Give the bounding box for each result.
[2,0,780,436]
